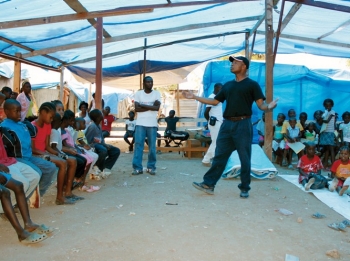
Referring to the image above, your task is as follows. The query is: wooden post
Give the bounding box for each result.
[176,84,180,117]
[245,32,249,76]
[265,0,274,161]
[95,17,103,110]
[139,74,142,90]
[13,55,21,93]
[59,66,64,101]
[143,38,147,81]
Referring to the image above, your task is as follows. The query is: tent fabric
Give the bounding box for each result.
[198,60,350,143]
[0,0,349,84]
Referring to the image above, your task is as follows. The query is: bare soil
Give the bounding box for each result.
[1,139,349,261]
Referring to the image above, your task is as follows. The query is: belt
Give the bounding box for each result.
[225,116,251,121]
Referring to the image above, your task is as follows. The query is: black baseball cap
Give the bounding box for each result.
[229,56,249,69]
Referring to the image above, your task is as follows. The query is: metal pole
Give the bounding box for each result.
[245,32,249,76]
[176,84,180,117]
[265,0,274,161]
[95,17,103,110]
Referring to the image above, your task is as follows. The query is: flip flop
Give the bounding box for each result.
[55,198,75,205]
[71,181,84,190]
[312,212,326,219]
[342,220,350,227]
[20,232,47,244]
[66,194,85,201]
[328,223,339,231]
[79,185,100,192]
[31,224,54,234]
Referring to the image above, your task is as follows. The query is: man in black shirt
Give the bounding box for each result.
[183,56,278,198]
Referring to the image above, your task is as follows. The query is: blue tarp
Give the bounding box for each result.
[0,1,349,83]
[198,60,350,143]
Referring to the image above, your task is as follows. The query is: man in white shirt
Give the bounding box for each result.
[202,83,223,166]
[132,76,161,175]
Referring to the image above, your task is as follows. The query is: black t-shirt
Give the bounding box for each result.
[214,78,265,118]
[165,117,180,131]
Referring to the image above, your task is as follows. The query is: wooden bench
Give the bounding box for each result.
[106,118,209,158]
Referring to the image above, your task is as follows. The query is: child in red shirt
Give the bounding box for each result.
[102,106,117,139]
[329,146,350,196]
[297,142,324,191]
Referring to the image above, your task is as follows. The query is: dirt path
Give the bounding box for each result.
[1,139,349,261]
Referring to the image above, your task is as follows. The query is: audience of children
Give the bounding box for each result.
[102,106,117,139]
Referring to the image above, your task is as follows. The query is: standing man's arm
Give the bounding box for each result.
[255,98,279,112]
[182,91,219,106]
[134,100,160,112]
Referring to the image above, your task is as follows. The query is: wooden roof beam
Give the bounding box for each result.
[318,19,350,40]
[63,0,111,38]
[0,0,258,30]
[65,30,248,66]
[21,15,260,58]
[286,0,350,13]
[280,3,301,32]
[0,53,61,72]
[0,36,65,64]
[256,30,350,48]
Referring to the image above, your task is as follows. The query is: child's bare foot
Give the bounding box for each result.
[338,185,349,196]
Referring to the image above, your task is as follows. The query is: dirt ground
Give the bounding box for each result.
[0,139,350,261]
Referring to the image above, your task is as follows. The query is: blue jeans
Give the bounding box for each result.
[94,143,120,171]
[132,126,157,171]
[16,156,58,196]
[203,119,252,191]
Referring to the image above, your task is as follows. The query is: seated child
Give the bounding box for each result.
[338,111,350,147]
[1,99,57,197]
[31,102,77,205]
[102,106,117,139]
[283,117,303,169]
[329,146,350,196]
[304,122,318,143]
[0,173,52,244]
[72,118,99,183]
[299,112,308,136]
[160,110,190,147]
[61,110,94,184]
[256,112,265,147]
[0,86,12,122]
[297,142,326,191]
[272,113,285,165]
[85,109,120,175]
[124,111,136,153]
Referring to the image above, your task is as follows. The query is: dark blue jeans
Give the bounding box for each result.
[94,143,120,171]
[203,119,252,191]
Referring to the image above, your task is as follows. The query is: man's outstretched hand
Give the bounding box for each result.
[268,98,279,110]
[182,91,195,99]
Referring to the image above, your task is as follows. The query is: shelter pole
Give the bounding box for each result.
[13,56,21,93]
[95,17,103,110]
[143,38,147,81]
[139,74,142,90]
[176,84,180,117]
[59,67,64,101]
[249,31,256,61]
[265,0,274,161]
[273,0,286,65]
[245,32,249,76]
[88,83,92,104]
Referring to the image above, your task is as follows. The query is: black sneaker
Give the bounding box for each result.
[132,169,143,175]
[129,145,134,152]
[240,191,249,198]
[192,182,214,195]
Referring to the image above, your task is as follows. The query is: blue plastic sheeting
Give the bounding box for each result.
[0,0,350,82]
[198,61,350,143]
